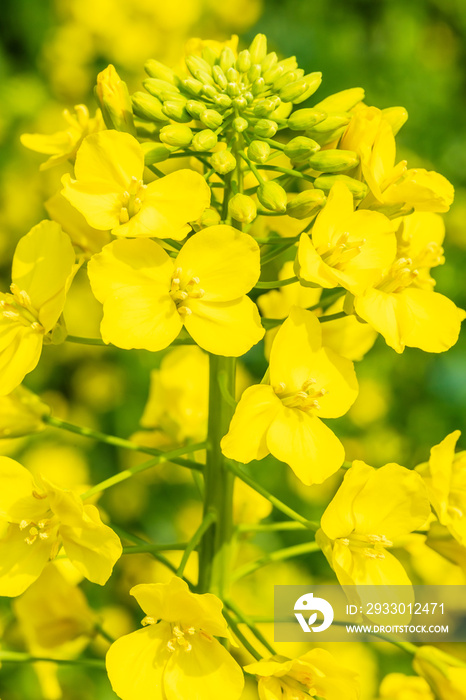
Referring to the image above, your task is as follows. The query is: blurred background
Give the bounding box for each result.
[0,0,465,698]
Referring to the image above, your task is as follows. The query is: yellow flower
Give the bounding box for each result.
[244,649,359,700]
[96,64,136,135]
[45,190,111,258]
[317,460,430,587]
[87,226,264,356]
[221,307,358,485]
[296,182,396,295]
[413,647,466,700]
[0,220,77,395]
[62,130,210,239]
[21,105,104,170]
[0,386,50,439]
[377,672,435,700]
[416,431,466,547]
[0,457,122,596]
[353,214,465,353]
[106,577,244,700]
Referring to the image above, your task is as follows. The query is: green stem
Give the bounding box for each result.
[113,525,182,578]
[66,335,107,346]
[147,164,166,178]
[255,276,298,289]
[319,311,347,323]
[81,443,206,499]
[239,150,265,184]
[177,511,216,577]
[226,599,276,656]
[257,164,315,183]
[232,541,321,581]
[197,356,236,597]
[222,609,263,661]
[43,414,203,472]
[94,622,116,644]
[238,520,307,533]
[225,462,319,532]
[0,651,105,668]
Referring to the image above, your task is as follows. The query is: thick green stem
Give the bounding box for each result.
[197,356,236,596]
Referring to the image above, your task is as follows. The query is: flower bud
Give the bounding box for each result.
[211,150,237,174]
[200,109,223,129]
[315,87,365,112]
[307,113,352,145]
[185,100,206,119]
[251,78,266,96]
[286,189,326,219]
[280,72,322,103]
[141,142,172,164]
[192,129,218,151]
[248,64,262,82]
[254,119,277,138]
[381,106,408,135]
[202,46,217,67]
[227,67,240,83]
[214,93,232,108]
[159,124,193,148]
[144,59,179,85]
[200,208,221,227]
[233,117,248,132]
[131,92,170,123]
[236,50,252,73]
[254,99,277,117]
[143,78,180,100]
[182,78,204,96]
[186,54,213,78]
[288,108,327,131]
[220,47,236,73]
[249,34,267,64]
[261,52,277,72]
[228,193,257,224]
[308,149,359,173]
[284,136,320,161]
[202,84,218,99]
[212,65,228,90]
[96,64,136,135]
[257,181,288,213]
[0,387,50,439]
[162,100,191,123]
[248,140,270,163]
[314,174,368,198]
[233,96,248,110]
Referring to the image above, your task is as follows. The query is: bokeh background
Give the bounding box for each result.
[0,0,465,698]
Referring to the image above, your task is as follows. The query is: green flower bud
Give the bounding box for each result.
[186,54,213,78]
[202,46,218,67]
[248,64,262,82]
[182,78,204,96]
[288,108,327,131]
[159,124,193,148]
[284,136,320,161]
[131,92,170,123]
[185,100,206,119]
[286,189,326,219]
[228,193,257,224]
[248,140,271,163]
[143,78,180,100]
[214,93,232,108]
[254,99,276,117]
[280,72,322,103]
[200,208,221,227]
[257,181,287,213]
[0,386,50,439]
[220,47,236,73]
[192,129,218,151]
[254,119,277,138]
[200,109,223,129]
[162,100,191,123]
[233,96,248,110]
[233,117,249,132]
[195,69,215,86]
[251,78,266,96]
[273,69,302,91]
[313,174,368,198]
[141,142,172,164]
[261,52,277,72]
[227,82,241,97]
[144,59,179,85]
[263,64,284,85]
[315,87,365,113]
[236,50,252,73]
[249,34,267,64]
[203,84,219,99]
[212,65,228,90]
[226,67,239,83]
[308,149,359,173]
[211,150,237,174]
[308,113,351,135]
[381,106,408,135]
[96,64,136,135]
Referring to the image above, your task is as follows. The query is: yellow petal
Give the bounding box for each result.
[106,623,171,700]
[175,226,260,301]
[267,406,345,485]
[164,635,244,700]
[269,307,322,390]
[421,431,461,524]
[383,169,454,213]
[21,131,75,156]
[74,130,144,188]
[45,191,111,256]
[184,296,264,356]
[0,456,47,523]
[355,288,403,352]
[221,385,282,463]
[296,233,338,289]
[312,183,354,251]
[12,220,76,331]
[60,504,122,585]
[321,308,378,361]
[320,460,374,539]
[61,174,123,230]
[305,346,358,418]
[116,170,211,240]
[396,288,465,353]
[0,324,43,396]
[333,542,413,587]
[0,525,54,596]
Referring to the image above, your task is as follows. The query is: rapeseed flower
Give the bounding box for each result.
[413,647,466,700]
[221,307,358,485]
[106,576,244,700]
[62,130,210,238]
[87,226,264,356]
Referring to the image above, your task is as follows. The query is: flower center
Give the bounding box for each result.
[378,257,419,293]
[0,284,44,332]
[119,176,147,224]
[339,532,393,559]
[170,267,205,317]
[320,232,366,270]
[274,378,327,413]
